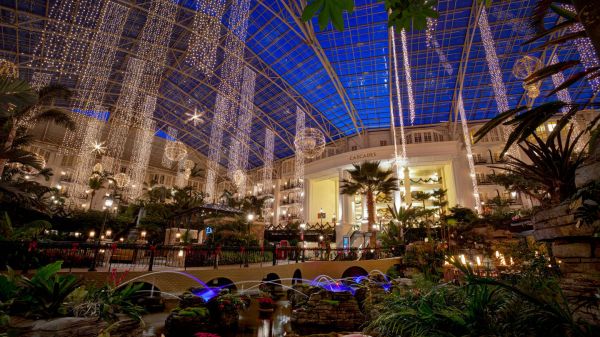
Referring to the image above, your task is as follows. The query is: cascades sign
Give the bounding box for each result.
[349,152,377,161]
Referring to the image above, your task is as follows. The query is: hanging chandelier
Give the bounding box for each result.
[294,127,326,159]
[164,141,188,162]
[512,55,543,99]
[113,173,130,188]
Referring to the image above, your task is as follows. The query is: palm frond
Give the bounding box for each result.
[36,84,73,104]
[0,77,37,114]
[532,30,588,51]
[473,106,527,144]
[524,60,579,84]
[546,67,600,97]
[34,108,76,130]
[522,18,577,45]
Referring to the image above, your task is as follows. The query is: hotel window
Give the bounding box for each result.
[489,129,500,142]
[380,140,387,146]
[406,135,412,144]
[433,133,444,142]
[423,132,432,143]
[351,145,358,151]
[413,133,422,143]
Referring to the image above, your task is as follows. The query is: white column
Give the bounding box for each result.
[273,178,281,227]
[404,167,412,206]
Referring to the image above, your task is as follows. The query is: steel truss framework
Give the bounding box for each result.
[0,0,596,175]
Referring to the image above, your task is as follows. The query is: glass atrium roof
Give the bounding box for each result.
[0,0,596,169]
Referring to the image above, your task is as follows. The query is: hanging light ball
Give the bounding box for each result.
[113,173,130,188]
[0,59,18,78]
[512,55,542,80]
[183,159,195,171]
[524,83,540,99]
[294,128,326,159]
[164,141,187,162]
[92,162,103,173]
[233,169,246,187]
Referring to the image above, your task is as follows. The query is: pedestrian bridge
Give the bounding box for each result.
[72,258,400,294]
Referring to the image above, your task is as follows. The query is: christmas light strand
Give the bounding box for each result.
[127,96,157,199]
[390,27,408,200]
[262,128,275,195]
[400,29,416,125]
[294,106,306,222]
[33,0,102,77]
[424,13,480,213]
[458,93,482,213]
[102,57,145,173]
[562,5,600,92]
[186,0,226,76]
[18,72,52,129]
[204,94,228,200]
[61,1,128,157]
[426,16,453,75]
[227,67,256,195]
[478,7,517,157]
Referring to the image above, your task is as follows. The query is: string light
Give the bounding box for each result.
[426,16,453,75]
[66,2,129,198]
[390,27,408,204]
[423,12,480,213]
[128,102,155,200]
[205,0,251,201]
[399,29,416,125]
[32,0,101,77]
[101,57,145,173]
[18,72,52,130]
[478,7,517,157]
[227,67,256,195]
[564,5,600,92]
[263,129,275,195]
[186,0,226,77]
[175,156,190,188]
[294,106,306,223]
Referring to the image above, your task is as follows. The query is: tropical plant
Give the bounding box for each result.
[87,170,112,211]
[496,126,588,205]
[384,203,418,245]
[411,191,431,209]
[301,0,438,32]
[0,76,75,177]
[82,283,145,322]
[15,261,82,318]
[473,2,600,156]
[340,161,398,247]
[489,172,548,202]
[570,179,600,232]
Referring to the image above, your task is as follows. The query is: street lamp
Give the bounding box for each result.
[89,197,113,271]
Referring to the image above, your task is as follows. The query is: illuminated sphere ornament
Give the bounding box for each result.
[233,169,246,187]
[164,141,188,162]
[294,127,326,159]
[0,59,18,78]
[92,162,103,173]
[512,55,542,80]
[113,173,130,188]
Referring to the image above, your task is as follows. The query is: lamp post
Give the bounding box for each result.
[89,197,113,271]
[245,213,254,267]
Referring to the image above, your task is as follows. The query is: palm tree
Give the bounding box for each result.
[387,203,418,244]
[87,170,111,211]
[0,76,75,176]
[340,161,398,247]
[412,191,432,209]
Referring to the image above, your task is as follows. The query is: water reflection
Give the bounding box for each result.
[235,300,291,337]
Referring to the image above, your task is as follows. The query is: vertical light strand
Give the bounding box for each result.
[32,0,102,77]
[294,106,306,223]
[390,27,408,204]
[62,1,128,155]
[478,7,516,157]
[128,95,156,199]
[424,12,480,213]
[399,29,416,125]
[227,66,256,195]
[563,5,600,92]
[65,2,129,198]
[550,53,586,150]
[186,0,226,76]
[18,72,52,129]
[161,126,178,168]
[458,93,482,213]
[174,156,189,188]
[204,0,251,201]
[262,129,275,225]
[101,57,145,173]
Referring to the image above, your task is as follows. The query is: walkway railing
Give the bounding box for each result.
[0,241,401,272]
